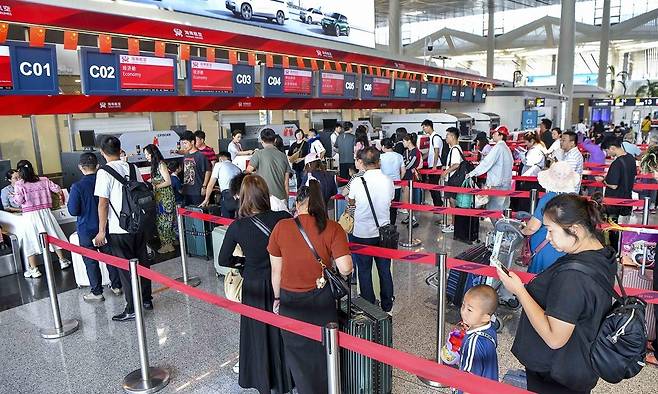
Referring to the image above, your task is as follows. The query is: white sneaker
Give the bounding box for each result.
[59,259,71,269]
[442,225,455,233]
[111,287,123,296]
[83,293,105,302]
[23,267,42,278]
[232,362,239,374]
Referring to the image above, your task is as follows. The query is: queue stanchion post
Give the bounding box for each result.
[418,253,448,388]
[400,179,422,248]
[504,208,512,219]
[123,259,170,394]
[38,233,80,339]
[323,322,341,394]
[175,210,201,288]
[643,196,651,225]
[529,189,538,215]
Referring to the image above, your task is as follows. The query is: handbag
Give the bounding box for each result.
[288,141,306,163]
[455,179,475,208]
[224,243,244,303]
[361,177,399,249]
[338,208,354,233]
[293,217,350,300]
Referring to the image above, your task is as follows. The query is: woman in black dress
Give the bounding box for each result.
[288,129,309,188]
[218,174,293,394]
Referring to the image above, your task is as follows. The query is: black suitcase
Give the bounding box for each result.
[183,205,221,260]
[453,213,480,244]
[446,243,491,307]
[339,296,393,394]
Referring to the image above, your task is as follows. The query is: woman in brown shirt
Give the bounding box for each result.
[268,180,353,394]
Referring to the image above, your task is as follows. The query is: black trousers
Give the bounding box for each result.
[107,232,152,313]
[526,370,590,394]
[339,163,353,180]
[390,188,401,225]
[79,232,122,295]
[428,174,443,207]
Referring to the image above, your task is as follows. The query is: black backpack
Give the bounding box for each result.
[433,134,450,167]
[560,261,647,383]
[445,147,475,187]
[101,164,157,235]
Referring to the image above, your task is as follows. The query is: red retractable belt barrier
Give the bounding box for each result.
[45,234,532,394]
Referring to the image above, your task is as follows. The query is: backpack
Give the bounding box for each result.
[559,261,647,384]
[431,133,450,167]
[445,147,474,187]
[101,164,157,235]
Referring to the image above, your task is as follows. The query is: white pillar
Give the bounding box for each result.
[486,2,495,78]
[388,0,401,55]
[597,0,611,89]
[556,0,576,129]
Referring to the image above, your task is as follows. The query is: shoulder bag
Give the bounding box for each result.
[293,217,349,300]
[361,177,399,249]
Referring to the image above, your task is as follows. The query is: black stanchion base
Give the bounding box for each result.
[40,319,79,339]
[123,367,170,394]
[175,277,201,288]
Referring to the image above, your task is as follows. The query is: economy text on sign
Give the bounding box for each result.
[0,46,12,90]
[191,61,233,92]
[372,77,390,97]
[321,72,344,95]
[119,55,175,91]
[283,68,312,94]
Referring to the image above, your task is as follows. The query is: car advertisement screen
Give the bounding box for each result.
[283,68,313,94]
[0,46,12,90]
[124,0,376,48]
[119,55,175,91]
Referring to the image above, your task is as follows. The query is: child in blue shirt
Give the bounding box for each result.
[458,284,499,392]
[168,160,184,206]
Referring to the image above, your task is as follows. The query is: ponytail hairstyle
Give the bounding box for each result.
[543,193,604,243]
[523,131,542,146]
[296,179,328,233]
[16,160,39,183]
[403,132,418,147]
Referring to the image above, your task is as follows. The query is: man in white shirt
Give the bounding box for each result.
[441,127,463,233]
[348,147,395,313]
[379,138,405,225]
[93,136,152,322]
[200,151,242,216]
[308,128,326,158]
[424,119,446,207]
[555,131,583,192]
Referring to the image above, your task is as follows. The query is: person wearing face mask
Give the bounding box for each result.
[497,193,616,393]
[144,144,176,254]
[1,169,21,212]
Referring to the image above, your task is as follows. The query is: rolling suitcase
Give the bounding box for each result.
[446,243,491,307]
[212,226,231,277]
[453,213,480,244]
[339,296,393,394]
[183,205,220,260]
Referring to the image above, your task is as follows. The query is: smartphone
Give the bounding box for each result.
[494,258,511,277]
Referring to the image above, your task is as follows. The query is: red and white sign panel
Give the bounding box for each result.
[283,68,312,94]
[321,72,344,96]
[190,61,233,92]
[119,55,175,90]
[0,46,12,90]
[372,77,390,97]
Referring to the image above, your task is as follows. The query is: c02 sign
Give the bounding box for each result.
[89,65,116,79]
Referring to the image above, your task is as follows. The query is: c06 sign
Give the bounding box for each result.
[0,42,59,96]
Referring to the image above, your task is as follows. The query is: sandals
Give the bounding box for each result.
[646,353,658,367]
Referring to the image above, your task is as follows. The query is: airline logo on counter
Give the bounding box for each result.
[119,55,175,90]
[0,5,11,16]
[0,46,12,89]
[283,69,312,94]
[99,101,122,110]
[173,27,204,41]
[191,61,233,92]
[315,49,334,59]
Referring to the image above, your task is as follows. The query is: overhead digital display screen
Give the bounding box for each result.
[393,80,410,98]
[119,55,175,91]
[0,42,59,96]
[186,60,255,96]
[474,88,486,103]
[361,76,390,99]
[0,46,12,90]
[421,83,441,101]
[263,67,314,98]
[319,71,357,99]
[441,84,454,101]
[460,86,474,102]
[80,48,178,96]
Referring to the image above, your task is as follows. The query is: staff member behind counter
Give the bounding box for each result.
[1,169,21,213]
[228,129,255,161]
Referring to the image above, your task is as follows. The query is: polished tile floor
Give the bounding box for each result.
[0,210,656,393]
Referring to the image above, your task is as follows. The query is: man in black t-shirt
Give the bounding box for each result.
[180,130,211,206]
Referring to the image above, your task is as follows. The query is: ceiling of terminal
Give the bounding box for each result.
[374,0,583,26]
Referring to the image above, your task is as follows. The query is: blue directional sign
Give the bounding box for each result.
[80,49,120,94]
[0,42,59,96]
[421,83,441,101]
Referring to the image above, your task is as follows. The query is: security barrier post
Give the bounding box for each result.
[38,233,79,339]
[642,196,651,226]
[418,253,448,388]
[400,179,422,247]
[324,322,341,394]
[529,189,538,215]
[175,211,201,287]
[123,259,170,394]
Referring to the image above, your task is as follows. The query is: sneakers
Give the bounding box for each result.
[112,311,136,322]
[110,287,123,296]
[442,225,455,233]
[232,362,240,374]
[143,301,154,310]
[157,244,175,254]
[59,259,71,270]
[23,267,42,278]
[83,293,105,302]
